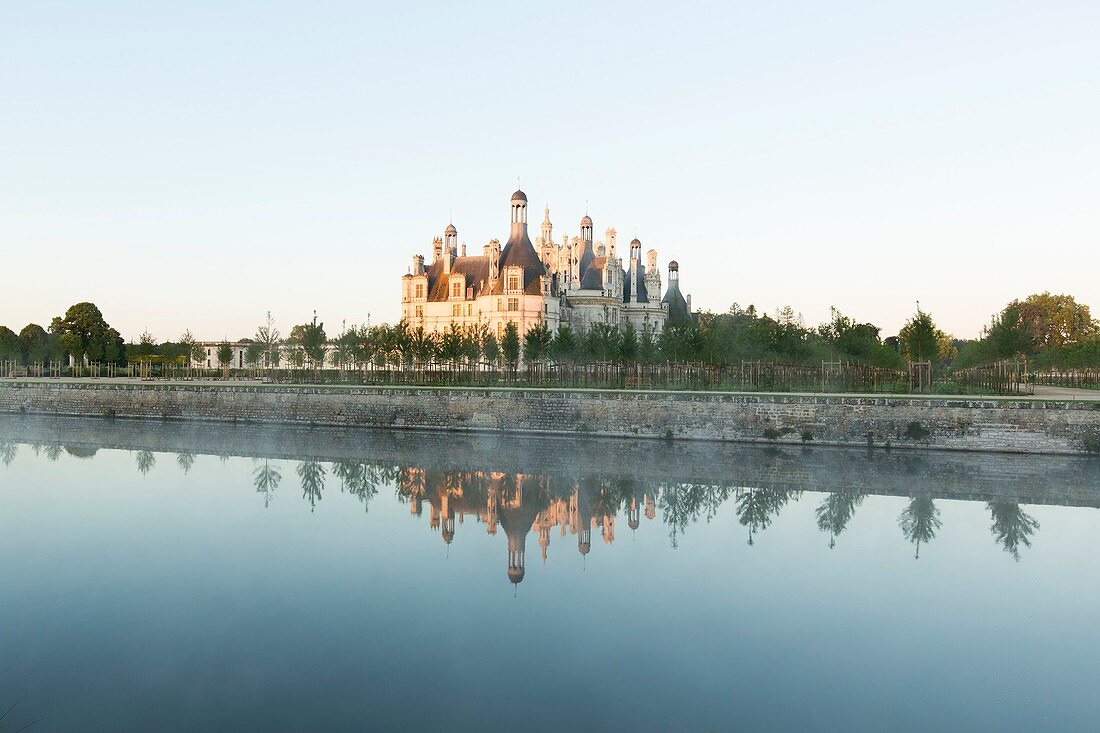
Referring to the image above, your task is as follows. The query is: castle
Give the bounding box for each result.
[401,188,691,340]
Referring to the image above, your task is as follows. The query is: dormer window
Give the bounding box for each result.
[507,274,520,292]
[450,276,464,299]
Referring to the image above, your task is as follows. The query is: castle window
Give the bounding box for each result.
[497,298,502,311]
[508,274,520,292]
[507,297,519,312]
[415,305,423,319]
[466,304,472,316]
[452,304,461,318]
[451,280,463,298]
[415,283,425,299]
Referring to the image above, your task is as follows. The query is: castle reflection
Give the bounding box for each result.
[399,468,657,583]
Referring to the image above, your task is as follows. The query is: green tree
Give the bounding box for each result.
[50,302,126,365]
[482,332,500,365]
[179,329,206,366]
[0,326,23,363]
[899,306,950,364]
[293,313,327,368]
[216,341,233,373]
[984,307,1033,360]
[550,324,579,362]
[244,341,265,368]
[618,323,639,362]
[501,323,521,368]
[18,323,53,365]
[255,312,281,368]
[1005,292,1096,350]
[523,322,552,363]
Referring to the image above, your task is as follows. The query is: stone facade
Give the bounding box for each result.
[2,382,1099,455]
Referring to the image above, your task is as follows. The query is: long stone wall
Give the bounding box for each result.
[1,381,1098,455]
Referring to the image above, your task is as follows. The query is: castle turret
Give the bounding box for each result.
[443,223,456,274]
[541,205,553,245]
[661,260,691,325]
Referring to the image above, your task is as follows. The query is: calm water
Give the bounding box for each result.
[2,416,1099,732]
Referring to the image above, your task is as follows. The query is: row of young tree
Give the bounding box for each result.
[4,293,1096,372]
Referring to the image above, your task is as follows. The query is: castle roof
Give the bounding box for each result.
[661,279,691,324]
[425,256,491,302]
[493,226,546,296]
[624,264,650,303]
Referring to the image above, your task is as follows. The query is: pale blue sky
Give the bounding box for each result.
[2,0,1097,341]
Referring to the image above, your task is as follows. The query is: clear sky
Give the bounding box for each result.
[2,0,1097,342]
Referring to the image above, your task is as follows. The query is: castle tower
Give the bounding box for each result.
[443,223,457,274]
[628,238,642,303]
[661,260,692,325]
[541,205,553,244]
[645,249,661,300]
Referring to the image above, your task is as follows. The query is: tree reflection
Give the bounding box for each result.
[0,442,16,467]
[135,450,156,476]
[815,491,865,548]
[988,502,1039,561]
[43,444,63,461]
[297,460,326,511]
[253,459,282,508]
[176,452,196,474]
[736,487,798,546]
[899,496,941,559]
[658,482,733,547]
[332,460,393,513]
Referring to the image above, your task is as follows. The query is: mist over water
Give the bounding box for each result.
[1,416,1099,732]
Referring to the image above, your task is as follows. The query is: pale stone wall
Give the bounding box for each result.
[1,382,1098,455]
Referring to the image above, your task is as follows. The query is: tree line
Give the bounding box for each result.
[3,293,1096,372]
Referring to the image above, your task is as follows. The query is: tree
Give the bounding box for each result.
[638,326,657,363]
[898,306,951,364]
[244,341,265,368]
[255,312,281,368]
[216,341,233,374]
[550,324,578,363]
[19,323,53,365]
[292,313,327,368]
[523,322,552,363]
[482,332,500,365]
[50,302,126,365]
[501,323,520,368]
[179,329,206,366]
[618,323,639,362]
[0,326,24,363]
[984,307,1033,360]
[331,322,358,369]
[1005,292,1096,350]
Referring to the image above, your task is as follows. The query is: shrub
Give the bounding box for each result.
[904,421,930,440]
